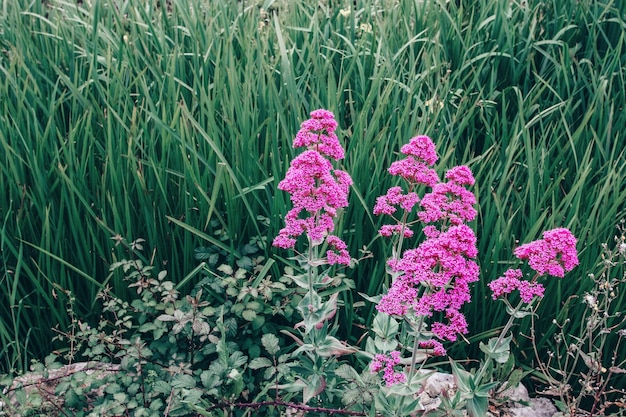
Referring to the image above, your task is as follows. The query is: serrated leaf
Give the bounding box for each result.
[171,374,196,389]
[194,247,212,260]
[249,357,272,369]
[262,333,280,356]
[152,380,172,395]
[334,364,360,381]
[230,351,248,368]
[264,366,276,380]
[157,314,177,322]
[241,243,258,255]
[236,256,253,270]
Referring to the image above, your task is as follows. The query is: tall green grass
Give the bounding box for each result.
[0,0,624,377]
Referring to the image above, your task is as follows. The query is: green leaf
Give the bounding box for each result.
[372,312,399,339]
[502,369,531,393]
[334,364,360,381]
[171,374,196,389]
[479,335,512,364]
[249,357,272,369]
[242,309,257,321]
[261,333,280,356]
[465,394,489,417]
[303,375,326,404]
[152,381,172,395]
[506,304,534,319]
[449,360,474,394]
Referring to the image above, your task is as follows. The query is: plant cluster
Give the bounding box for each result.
[3,109,626,417]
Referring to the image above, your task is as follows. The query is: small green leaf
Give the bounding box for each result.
[506,304,534,318]
[479,335,512,364]
[242,309,256,321]
[262,333,280,355]
[372,312,399,339]
[249,357,272,369]
[152,381,171,395]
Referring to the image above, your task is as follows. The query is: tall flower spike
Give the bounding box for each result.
[273,110,352,265]
[374,134,479,352]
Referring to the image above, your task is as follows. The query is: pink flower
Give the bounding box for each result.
[373,187,420,216]
[326,235,351,265]
[293,109,344,160]
[374,135,479,353]
[400,135,439,165]
[488,268,545,303]
[514,228,579,277]
[387,135,440,186]
[377,224,479,342]
[388,159,439,187]
[445,165,475,186]
[419,339,447,356]
[418,168,477,225]
[379,224,414,238]
[273,110,353,258]
[369,351,406,386]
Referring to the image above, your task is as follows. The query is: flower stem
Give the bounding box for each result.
[475,298,526,383]
[408,315,425,382]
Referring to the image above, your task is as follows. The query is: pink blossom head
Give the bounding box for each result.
[419,339,447,356]
[326,235,351,265]
[293,109,345,160]
[445,165,475,186]
[369,351,406,386]
[488,268,545,303]
[373,186,420,216]
[400,135,438,166]
[388,158,439,187]
[272,148,352,249]
[514,228,579,277]
[386,134,439,186]
[418,171,477,225]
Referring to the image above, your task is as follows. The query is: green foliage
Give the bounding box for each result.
[0,0,625,415]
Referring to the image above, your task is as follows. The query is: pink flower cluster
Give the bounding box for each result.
[374,135,479,356]
[418,339,446,357]
[488,269,545,303]
[293,109,345,160]
[377,224,479,342]
[272,110,352,265]
[489,228,579,302]
[369,351,406,386]
[418,166,477,225]
[387,135,440,186]
[514,228,579,278]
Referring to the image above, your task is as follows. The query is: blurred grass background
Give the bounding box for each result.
[0,0,624,383]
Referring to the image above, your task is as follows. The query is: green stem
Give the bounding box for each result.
[308,238,315,297]
[475,298,526,383]
[408,315,425,382]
